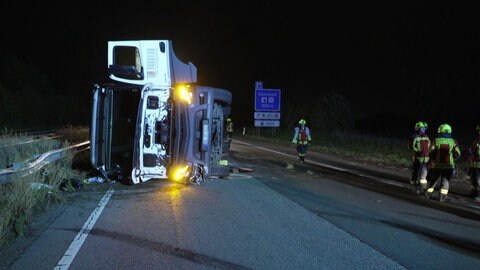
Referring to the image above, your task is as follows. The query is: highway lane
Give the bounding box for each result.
[229,138,480,269]
[232,137,480,217]
[1,138,479,269]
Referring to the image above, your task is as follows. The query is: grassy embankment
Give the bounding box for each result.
[0,126,89,246]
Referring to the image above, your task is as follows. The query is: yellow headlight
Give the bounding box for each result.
[175,85,193,104]
[171,164,190,182]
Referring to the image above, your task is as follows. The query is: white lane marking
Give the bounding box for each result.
[235,140,409,188]
[54,189,114,270]
[234,140,350,172]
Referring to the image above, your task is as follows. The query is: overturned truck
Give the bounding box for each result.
[90,40,232,184]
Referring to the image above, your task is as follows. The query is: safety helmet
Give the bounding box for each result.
[226,118,231,122]
[476,124,480,132]
[299,119,306,125]
[415,121,427,131]
[437,123,452,134]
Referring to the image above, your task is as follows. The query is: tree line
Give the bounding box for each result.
[0,51,89,130]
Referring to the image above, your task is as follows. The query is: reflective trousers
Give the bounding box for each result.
[426,168,453,195]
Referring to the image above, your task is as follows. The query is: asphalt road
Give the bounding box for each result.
[1,137,479,269]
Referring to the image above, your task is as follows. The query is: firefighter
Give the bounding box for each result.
[292,119,312,163]
[424,123,461,202]
[408,121,431,194]
[225,117,233,141]
[465,124,480,201]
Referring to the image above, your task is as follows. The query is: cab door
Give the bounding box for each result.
[90,85,113,170]
[90,85,140,178]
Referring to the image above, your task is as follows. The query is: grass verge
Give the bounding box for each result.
[0,126,89,247]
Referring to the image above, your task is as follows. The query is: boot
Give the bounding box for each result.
[419,183,427,194]
[439,189,449,202]
[424,190,432,200]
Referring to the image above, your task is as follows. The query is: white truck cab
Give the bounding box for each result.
[90,40,231,184]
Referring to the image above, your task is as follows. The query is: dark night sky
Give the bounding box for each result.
[1,1,479,136]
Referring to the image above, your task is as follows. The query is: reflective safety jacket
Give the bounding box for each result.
[408,132,431,163]
[226,122,233,132]
[469,136,480,168]
[292,126,311,145]
[430,134,461,169]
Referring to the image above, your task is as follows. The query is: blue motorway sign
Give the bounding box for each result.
[255,89,281,111]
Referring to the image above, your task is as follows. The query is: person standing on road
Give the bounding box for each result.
[292,119,312,164]
[408,121,431,194]
[466,124,480,201]
[225,117,233,141]
[424,123,461,202]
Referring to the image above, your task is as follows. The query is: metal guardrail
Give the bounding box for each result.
[0,133,60,148]
[0,141,90,185]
